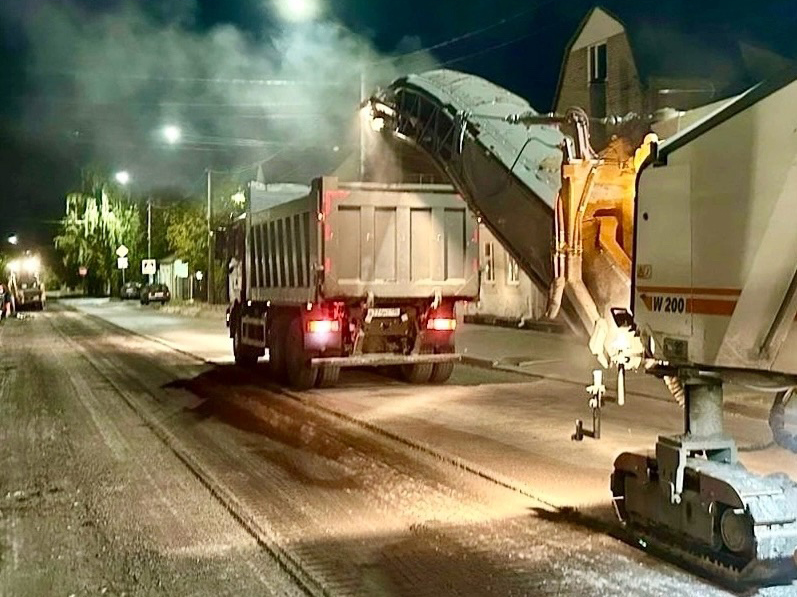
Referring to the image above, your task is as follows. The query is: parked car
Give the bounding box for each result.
[140,283,171,305]
[120,281,142,300]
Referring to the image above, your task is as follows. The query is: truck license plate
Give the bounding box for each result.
[369,308,400,318]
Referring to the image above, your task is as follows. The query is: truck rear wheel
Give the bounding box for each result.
[286,317,318,390]
[428,345,455,383]
[233,317,258,367]
[400,347,434,384]
[429,360,454,384]
[267,314,289,382]
[316,365,340,388]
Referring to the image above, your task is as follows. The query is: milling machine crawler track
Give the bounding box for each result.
[612,378,797,583]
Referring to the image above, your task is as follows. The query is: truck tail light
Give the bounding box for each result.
[307,319,340,334]
[427,318,457,331]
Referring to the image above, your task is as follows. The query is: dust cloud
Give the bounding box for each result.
[8,0,437,189]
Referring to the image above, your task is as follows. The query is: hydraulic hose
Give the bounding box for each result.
[769,389,797,453]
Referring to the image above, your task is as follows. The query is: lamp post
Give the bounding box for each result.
[162,125,216,303]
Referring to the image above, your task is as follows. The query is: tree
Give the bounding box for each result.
[162,175,246,301]
[54,171,142,295]
[165,203,207,271]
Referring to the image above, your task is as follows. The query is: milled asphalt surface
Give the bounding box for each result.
[2,300,794,595]
[67,297,797,507]
[0,305,303,597]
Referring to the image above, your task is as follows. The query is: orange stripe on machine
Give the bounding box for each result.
[639,287,797,319]
[636,285,742,296]
[639,293,737,316]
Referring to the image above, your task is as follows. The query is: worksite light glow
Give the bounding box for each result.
[24,256,41,274]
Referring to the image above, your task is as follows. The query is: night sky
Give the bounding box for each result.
[1,0,795,247]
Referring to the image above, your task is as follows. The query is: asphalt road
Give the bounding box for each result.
[1,301,795,596]
[0,305,303,597]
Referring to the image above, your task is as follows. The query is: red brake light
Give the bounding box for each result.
[307,320,340,334]
[427,318,457,331]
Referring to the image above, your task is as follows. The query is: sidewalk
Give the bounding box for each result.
[456,323,796,423]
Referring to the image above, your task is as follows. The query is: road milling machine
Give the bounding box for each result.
[369,68,797,582]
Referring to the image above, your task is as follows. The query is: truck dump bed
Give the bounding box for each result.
[246,176,479,304]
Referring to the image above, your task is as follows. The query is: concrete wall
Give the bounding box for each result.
[464,225,547,322]
[157,262,191,300]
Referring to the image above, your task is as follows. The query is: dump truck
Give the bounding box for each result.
[225,176,479,389]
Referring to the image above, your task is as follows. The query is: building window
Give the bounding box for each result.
[483,242,495,283]
[589,42,607,83]
[506,254,519,285]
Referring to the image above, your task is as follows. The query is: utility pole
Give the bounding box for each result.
[147,197,153,284]
[207,169,214,304]
[359,69,367,180]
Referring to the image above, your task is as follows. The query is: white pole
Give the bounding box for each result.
[207,169,213,304]
[147,197,153,284]
[359,69,367,180]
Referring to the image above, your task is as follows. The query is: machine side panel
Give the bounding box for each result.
[638,75,797,375]
[634,164,693,361]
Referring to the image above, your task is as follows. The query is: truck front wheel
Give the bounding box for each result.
[233,317,258,367]
[285,317,318,390]
[267,314,289,382]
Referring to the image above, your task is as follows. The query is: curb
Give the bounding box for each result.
[463,314,568,334]
[461,355,796,425]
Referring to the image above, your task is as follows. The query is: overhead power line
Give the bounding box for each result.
[23,69,345,86]
[369,0,558,66]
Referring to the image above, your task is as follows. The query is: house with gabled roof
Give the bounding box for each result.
[553,6,791,146]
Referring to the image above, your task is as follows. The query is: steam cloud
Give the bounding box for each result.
[12,0,437,191]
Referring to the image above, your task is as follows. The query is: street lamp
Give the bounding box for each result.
[115,170,130,185]
[274,0,321,21]
[163,125,182,145]
[7,234,18,245]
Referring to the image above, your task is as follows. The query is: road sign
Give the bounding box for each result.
[117,257,129,270]
[175,259,189,279]
[116,244,129,258]
[78,266,88,277]
[141,259,156,275]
